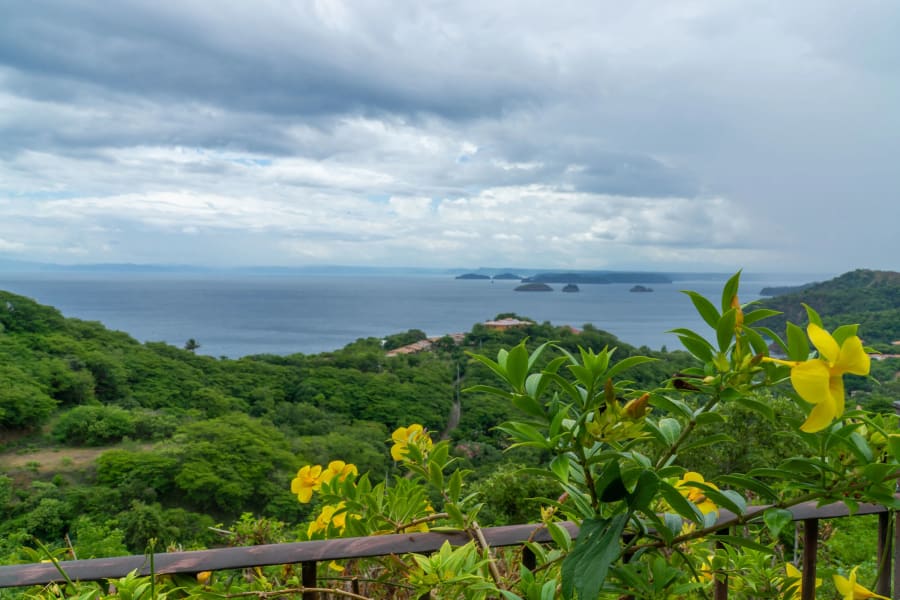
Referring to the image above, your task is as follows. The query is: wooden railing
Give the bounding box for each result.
[0,500,896,599]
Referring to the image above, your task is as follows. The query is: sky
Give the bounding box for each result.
[1,1,898,273]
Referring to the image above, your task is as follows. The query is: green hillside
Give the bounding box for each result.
[757,269,900,348]
[0,289,693,559]
[1,270,897,566]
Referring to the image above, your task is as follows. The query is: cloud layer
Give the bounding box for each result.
[1,1,898,271]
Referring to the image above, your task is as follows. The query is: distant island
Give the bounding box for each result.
[455,273,491,280]
[492,273,522,280]
[521,271,672,285]
[562,283,580,293]
[515,282,553,292]
[630,285,653,293]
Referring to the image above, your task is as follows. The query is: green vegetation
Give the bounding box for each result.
[0,269,897,592]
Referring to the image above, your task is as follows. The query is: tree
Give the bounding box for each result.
[184,338,200,353]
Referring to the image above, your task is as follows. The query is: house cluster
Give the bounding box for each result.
[385,318,539,357]
[385,333,466,357]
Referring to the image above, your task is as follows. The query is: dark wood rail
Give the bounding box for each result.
[0,500,896,599]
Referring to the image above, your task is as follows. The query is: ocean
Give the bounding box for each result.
[0,271,819,358]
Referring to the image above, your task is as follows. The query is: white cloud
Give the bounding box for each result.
[0,1,897,271]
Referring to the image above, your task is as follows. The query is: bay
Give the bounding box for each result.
[0,271,821,358]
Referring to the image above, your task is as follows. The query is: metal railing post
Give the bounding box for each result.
[302,561,317,600]
[877,511,892,597]
[801,519,818,600]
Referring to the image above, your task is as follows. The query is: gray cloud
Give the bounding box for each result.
[1,1,898,271]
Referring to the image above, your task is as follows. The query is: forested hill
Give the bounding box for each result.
[757,269,900,347]
[0,288,696,556]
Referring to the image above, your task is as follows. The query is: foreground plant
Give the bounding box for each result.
[278,272,889,599]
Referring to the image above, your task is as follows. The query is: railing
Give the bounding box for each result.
[0,500,896,599]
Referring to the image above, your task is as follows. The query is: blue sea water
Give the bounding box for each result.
[0,272,821,358]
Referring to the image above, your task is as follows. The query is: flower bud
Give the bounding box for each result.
[624,393,650,419]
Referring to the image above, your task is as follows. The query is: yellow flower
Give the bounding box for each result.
[328,561,344,572]
[785,563,821,600]
[767,323,870,432]
[390,424,433,461]
[196,571,212,585]
[320,460,358,485]
[307,502,351,538]
[833,567,889,600]
[291,464,323,503]
[676,472,718,515]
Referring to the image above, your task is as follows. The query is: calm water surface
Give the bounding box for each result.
[0,272,819,358]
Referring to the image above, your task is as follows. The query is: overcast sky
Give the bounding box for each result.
[1,1,897,273]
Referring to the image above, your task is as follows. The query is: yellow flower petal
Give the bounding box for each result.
[808,323,840,363]
[800,399,836,433]
[834,336,870,376]
[296,486,313,503]
[834,572,854,598]
[830,373,846,417]
[790,359,832,405]
[391,441,408,461]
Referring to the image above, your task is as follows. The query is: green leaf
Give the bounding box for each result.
[561,515,627,600]
[716,474,779,502]
[763,508,794,538]
[833,430,874,463]
[709,488,747,516]
[732,396,775,421]
[596,461,628,503]
[694,412,726,426]
[742,326,770,356]
[682,290,721,330]
[757,326,788,356]
[658,480,703,524]
[742,308,781,326]
[649,395,693,420]
[658,418,682,446]
[802,304,823,328]
[463,384,515,400]
[712,534,773,555]
[778,457,838,476]
[448,470,462,502]
[863,463,895,484]
[831,324,859,346]
[627,470,660,511]
[506,342,530,392]
[467,352,508,383]
[786,322,809,361]
[547,521,573,552]
[716,308,737,352]
[527,341,552,370]
[681,433,734,452]
[670,328,714,362]
[720,271,742,313]
[511,389,547,420]
[428,460,444,490]
[746,467,792,480]
[550,454,570,484]
[605,355,658,381]
[889,435,900,463]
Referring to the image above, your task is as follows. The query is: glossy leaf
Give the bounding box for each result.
[720,271,742,313]
[682,291,721,330]
[763,508,793,538]
[560,515,626,600]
